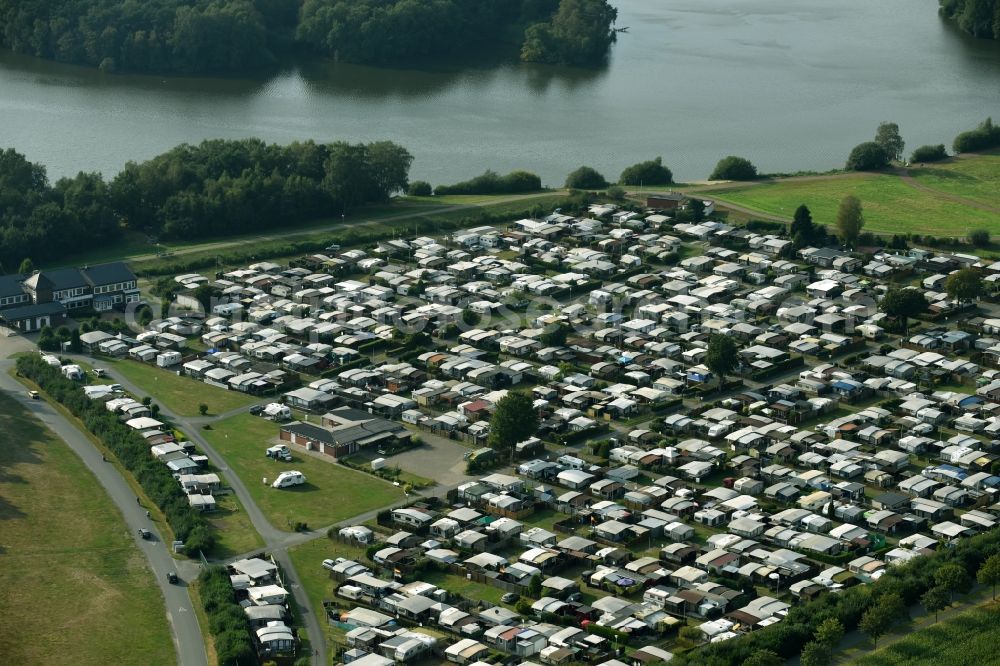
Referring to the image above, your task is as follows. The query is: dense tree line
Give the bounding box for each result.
[16,354,215,555]
[953,117,1000,153]
[940,0,1000,39]
[198,566,256,666]
[433,169,542,195]
[0,0,618,74]
[0,139,411,267]
[0,0,279,73]
[111,138,411,239]
[671,525,1000,665]
[0,148,120,270]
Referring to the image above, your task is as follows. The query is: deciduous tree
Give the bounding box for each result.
[880,288,929,334]
[565,165,608,189]
[705,334,739,388]
[921,585,950,622]
[946,267,984,302]
[709,155,758,181]
[977,554,1000,599]
[619,157,673,186]
[874,121,905,162]
[488,392,538,460]
[836,195,864,247]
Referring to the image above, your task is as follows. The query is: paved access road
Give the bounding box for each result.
[0,359,208,666]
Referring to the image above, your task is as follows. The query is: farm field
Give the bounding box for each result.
[0,392,174,664]
[200,413,404,529]
[704,172,1000,237]
[850,603,1000,666]
[109,358,258,417]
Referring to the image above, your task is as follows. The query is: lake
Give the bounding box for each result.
[1,0,1000,185]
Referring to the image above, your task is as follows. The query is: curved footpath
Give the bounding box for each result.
[0,359,209,666]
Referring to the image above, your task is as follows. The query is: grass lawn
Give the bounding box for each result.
[288,538,368,653]
[420,569,505,605]
[110,358,257,417]
[203,491,265,559]
[0,392,174,664]
[849,602,1000,665]
[909,153,1000,210]
[703,171,1000,236]
[202,413,404,529]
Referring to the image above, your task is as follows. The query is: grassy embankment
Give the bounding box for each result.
[57,192,567,271]
[201,413,404,529]
[689,152,1000,237]
[849,602,1000,666]
[0,391,175,664]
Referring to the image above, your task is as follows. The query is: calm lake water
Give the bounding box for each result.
[2,0,1000,185]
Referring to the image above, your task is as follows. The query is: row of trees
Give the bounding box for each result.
[566,155,759,189]
[676,526,1000,666]
[434,169,542,196]
[197,566,256,666]
[16,354,215,554]
[939,0,1000,40]
[0,0,618,74]
[564,157,674,190]
[847,117,1000,171]
[0,138,412,267]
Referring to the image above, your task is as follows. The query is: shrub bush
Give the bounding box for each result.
[434,170,542,195]
[407,180,432,196]
[910,144,948,163]
[709,155,758,181]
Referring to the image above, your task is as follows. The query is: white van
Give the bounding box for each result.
[338,585,362,601]
[272,470,306,488]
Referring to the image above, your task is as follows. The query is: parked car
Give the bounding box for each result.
[249,404,264,416]
[501,592,520,604]
[322,559,337,571]
[325,243,341,251]
[93,368,108,378]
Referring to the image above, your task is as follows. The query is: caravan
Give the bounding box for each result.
[272,470,306,488]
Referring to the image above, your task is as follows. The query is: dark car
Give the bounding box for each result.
[501,592,519,604]
[167,572,178,584]
[249,405,264,416]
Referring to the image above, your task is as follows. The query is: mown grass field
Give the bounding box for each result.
[202,491,264,559]
[110,358,257,416]
[201,413,404,529]
[909,153,1000,209]
[0,392,174,664]
[705,171,1000,236]
[850,602,1000,665]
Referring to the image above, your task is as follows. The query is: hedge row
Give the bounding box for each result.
[672,527,1000,665]
[197,566,257,666]
[17,355,214,555]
